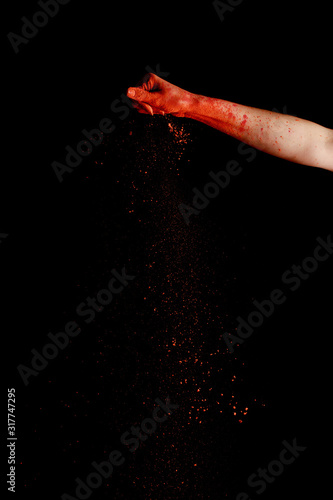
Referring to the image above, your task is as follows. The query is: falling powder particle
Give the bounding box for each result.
[98,114,259,498]
[87,113,265,499]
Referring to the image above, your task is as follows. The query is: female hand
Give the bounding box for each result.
[127,73,192,117]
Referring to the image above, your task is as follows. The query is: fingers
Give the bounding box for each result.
[136,108,150,115]
[136,72,164,91]
[139,102,154,115]
[131,101,154,115]
[135,72,156,89]
[132,103,166,116]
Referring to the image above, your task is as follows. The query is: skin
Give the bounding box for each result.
[127,73,333,172]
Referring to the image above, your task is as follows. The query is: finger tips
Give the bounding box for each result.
[127,87,136,98]
[132,102,152,115]
[140,103,154,115]
[127,87,146,101]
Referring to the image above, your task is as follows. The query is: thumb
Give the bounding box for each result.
[127,87,156,105]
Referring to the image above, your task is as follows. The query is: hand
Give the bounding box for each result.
[126,73,192,117]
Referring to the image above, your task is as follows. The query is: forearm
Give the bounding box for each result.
[184,93,333,170]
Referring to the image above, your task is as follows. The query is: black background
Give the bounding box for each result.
[2,1,332,499]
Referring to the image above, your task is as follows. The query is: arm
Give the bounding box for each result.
[185,94,333,171]
[127,74,333,172]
